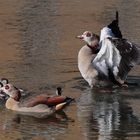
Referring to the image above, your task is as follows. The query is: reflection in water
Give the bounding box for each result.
[0,109,72,140]
[77,86,140,140]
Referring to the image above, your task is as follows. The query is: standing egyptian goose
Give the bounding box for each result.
[77,11,140,87]
[0,83,74,118]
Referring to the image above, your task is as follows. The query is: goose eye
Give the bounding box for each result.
[86,33,91,37]
[5,85,10,90]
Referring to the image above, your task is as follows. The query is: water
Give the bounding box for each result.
[78,84,140,140]
[0,0,140,140]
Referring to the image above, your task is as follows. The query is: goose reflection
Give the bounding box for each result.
[0,109,73,140]
[77,88,140,140]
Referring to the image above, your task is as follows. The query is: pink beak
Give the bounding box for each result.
[76,35,84,40]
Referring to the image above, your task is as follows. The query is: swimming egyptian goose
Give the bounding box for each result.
[77,11,140,87]
[0,82,74,118]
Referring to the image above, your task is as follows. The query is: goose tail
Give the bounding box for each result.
[116,11,119,23]
[107,11,122,38]
[55,97,75,111]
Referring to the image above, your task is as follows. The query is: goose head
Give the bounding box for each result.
[0,82,21,102]
[76,31,100,47]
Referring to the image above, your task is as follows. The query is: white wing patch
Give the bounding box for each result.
[100,27,114,42]
[93,27,121,77]
[95,60,108,76]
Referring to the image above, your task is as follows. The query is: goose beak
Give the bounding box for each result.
[0,93,5,99]
[76,35,84,40]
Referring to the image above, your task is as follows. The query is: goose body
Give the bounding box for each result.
[78,44,98,86]
[6,97,54,114]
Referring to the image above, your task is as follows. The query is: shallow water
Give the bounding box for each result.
[0,0,140,140]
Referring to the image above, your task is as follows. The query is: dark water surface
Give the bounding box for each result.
[0,0,140,140]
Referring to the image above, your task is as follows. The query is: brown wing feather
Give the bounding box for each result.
[25,95,66,107]
[109,38,140,80]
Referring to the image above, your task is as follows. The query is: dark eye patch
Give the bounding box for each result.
[5,85,10,90]
[86,32,91,37]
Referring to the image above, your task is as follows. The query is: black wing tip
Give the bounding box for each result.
[108,11,119,28]
[65,97,75,104]
[116,11,119,22]
[107,11,123,38]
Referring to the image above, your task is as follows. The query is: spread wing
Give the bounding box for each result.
[108,38,140,80]
[93,11,140,85]
[93,36,140,85]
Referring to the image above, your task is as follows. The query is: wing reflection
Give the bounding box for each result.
[77,88,140,140]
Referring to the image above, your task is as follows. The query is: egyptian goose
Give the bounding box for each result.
[0,82,74,118]
[77,11,140,87]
